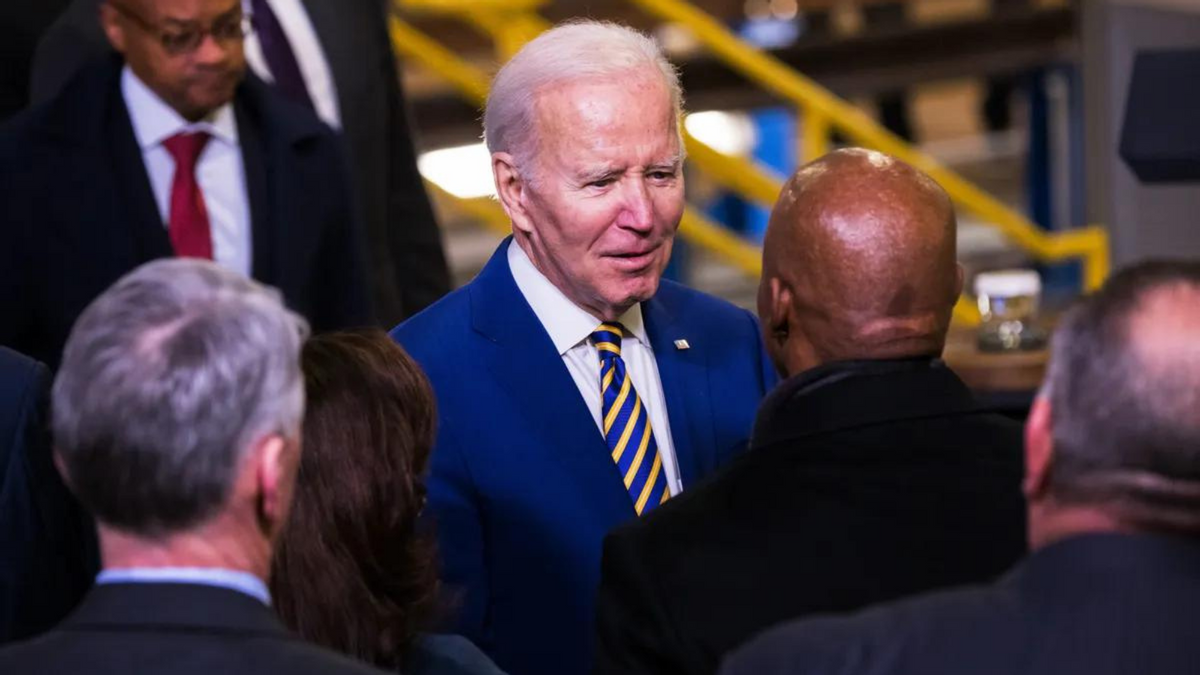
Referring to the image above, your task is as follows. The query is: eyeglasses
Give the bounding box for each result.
[110,2,253,56]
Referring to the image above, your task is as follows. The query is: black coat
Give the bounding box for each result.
[0,347,97,644]
[0,582,389,675]
[0,55,371,368]
[593,359,1028,675]
[722,533,1200,675]
[31,0,451,325]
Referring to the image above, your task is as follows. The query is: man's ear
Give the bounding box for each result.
[254,434,294,532]
[493,152,536,236]
[761,276,792,344]
[1024,394,1055,500]
[53,449,73,490]
[954,261,965,299]
[99,2,128,54]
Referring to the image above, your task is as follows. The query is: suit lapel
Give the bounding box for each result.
[298,0,358,124]
[470,240,635,518]
[103,70,173,265]
[234,94,275,285]
[643,293,717,489]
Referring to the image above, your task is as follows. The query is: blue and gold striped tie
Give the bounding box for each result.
[592,323,670,515]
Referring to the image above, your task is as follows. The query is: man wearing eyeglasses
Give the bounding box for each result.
[32,0,453,328]
[0,0,372,371]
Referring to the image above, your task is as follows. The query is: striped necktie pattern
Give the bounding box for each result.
[592,323,670,515]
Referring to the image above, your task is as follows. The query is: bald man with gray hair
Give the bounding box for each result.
[593,149,1026,675]
[0,259,384,675]
[392,20,775,675]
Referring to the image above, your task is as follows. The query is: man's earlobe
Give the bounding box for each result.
[768,277,792,343]
[53,449,73,491]
[1024,395,1055,499]
[256,434,289,531]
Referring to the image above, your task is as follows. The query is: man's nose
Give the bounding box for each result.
[191,33,231,65]
[616,179,654,232]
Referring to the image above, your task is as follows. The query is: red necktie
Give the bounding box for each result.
[162,132,213,260]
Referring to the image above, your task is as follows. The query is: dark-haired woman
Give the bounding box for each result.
[271,330,505,675]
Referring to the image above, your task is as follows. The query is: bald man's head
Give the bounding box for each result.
[758,148,961,377]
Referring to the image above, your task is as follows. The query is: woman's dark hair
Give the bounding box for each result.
[271,329,439,670]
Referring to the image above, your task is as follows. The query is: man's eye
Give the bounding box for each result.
[212,21,239,39]
[162,31,197,52]
[589,178,616,188]
[649,170,676,180]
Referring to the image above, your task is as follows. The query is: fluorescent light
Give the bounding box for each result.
[418,143,497,199]
[684,111,758,157]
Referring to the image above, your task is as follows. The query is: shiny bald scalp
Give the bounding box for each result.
[759,148,961,376]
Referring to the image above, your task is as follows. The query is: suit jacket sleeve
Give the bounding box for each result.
[426,422,491,650]
[592,527,692,675]
[309,127,373,331]
[377,7,451,317]
[0,351,98,643]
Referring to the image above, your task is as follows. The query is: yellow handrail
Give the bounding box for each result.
[392,0,1106,327]
[628,0,1108,292]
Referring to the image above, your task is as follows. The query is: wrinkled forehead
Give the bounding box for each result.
[528,74,680,166]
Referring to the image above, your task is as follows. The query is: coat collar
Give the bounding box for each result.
[63,582,290,637]
[751,358,979,450]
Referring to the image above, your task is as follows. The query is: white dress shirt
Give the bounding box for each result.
[121,67,253,277]
[508,242,683,496]
[242,0,342,129]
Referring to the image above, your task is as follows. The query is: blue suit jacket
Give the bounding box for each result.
[392,239,776,675]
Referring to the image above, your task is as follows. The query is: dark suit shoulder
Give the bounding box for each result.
[0,348,46,399]
[0,346,49,473]
[0,628,390,675]
[0,54,119,151]
[722,583,1020,675]
[607,434,758,549]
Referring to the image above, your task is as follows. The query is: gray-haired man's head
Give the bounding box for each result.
[1026,260,1200,544]
[52,259,309,538]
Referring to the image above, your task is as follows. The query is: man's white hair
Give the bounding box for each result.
[483,20,685,172]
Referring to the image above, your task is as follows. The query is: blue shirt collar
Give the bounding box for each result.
[96,567,272,606]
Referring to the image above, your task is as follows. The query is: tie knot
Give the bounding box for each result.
[162,132,211,167]
[592,323,625,357]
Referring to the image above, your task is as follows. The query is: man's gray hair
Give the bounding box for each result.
[52,259,309,537]
[483,20,684,172]
[1044,260,1200,532]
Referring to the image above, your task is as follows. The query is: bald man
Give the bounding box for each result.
[723,260,1200,675]
[592,149,1027,675]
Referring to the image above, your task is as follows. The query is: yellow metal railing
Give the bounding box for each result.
[391,0,1109,324]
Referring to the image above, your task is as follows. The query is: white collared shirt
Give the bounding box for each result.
[508,242,683,496]
[121,67,253,277]
[242,0,341,129]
